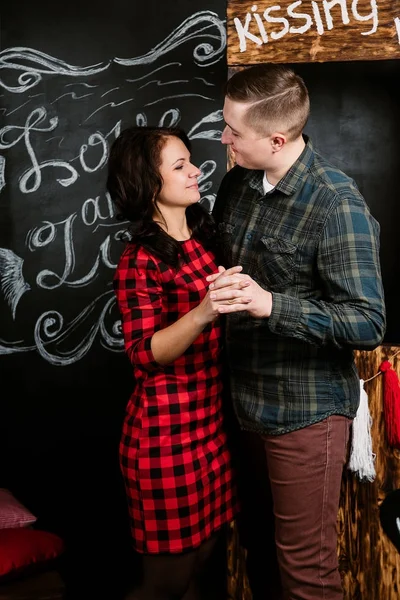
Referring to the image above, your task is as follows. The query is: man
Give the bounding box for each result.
[208,64,386,599]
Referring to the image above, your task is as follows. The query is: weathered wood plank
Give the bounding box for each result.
[338,346,400,600]
[227,346,400,599]
[227,0,400,64]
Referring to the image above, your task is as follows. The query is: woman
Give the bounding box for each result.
[107,126,250,600]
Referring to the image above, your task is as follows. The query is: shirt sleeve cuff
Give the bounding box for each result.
[268,292,302,336]
[129,335,160,372]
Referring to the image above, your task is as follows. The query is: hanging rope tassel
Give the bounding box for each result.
[380,360,400,449]
[348,379,376,482]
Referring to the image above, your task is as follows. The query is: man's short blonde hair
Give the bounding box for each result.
[225,64,310,141]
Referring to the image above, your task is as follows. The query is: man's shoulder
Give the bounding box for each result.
[221,164,249,186]
[293,140,369,217]
[310,150,360,195]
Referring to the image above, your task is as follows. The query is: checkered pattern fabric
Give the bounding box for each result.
[213,136,386,436]
[114,238,237,553]
[0,489,37,529]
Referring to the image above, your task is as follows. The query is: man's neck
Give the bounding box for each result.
[266,136,306,186]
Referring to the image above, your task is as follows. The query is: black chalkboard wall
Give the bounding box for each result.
[0,2,228,597]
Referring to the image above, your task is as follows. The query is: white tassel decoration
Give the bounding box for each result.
[348,379,376,482]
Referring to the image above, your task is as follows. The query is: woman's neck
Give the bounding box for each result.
[153,208,191,241]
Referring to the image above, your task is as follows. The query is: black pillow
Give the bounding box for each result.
[379,489,400,553]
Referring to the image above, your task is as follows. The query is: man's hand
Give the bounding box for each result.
[207,268,272,318]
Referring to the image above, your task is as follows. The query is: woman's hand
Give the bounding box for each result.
[206,268,273,319]
[151,266,258,365]
[193,266,253,326]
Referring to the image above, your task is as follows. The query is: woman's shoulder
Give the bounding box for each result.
[118,242,162,270]
[113,243,166,296]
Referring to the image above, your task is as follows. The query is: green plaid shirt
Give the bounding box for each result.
[213,137,386,435]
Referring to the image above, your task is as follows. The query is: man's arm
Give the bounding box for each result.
[209,196,386,350]
[268,197,386,349]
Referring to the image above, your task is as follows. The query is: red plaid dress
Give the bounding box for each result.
[114,238,238,554]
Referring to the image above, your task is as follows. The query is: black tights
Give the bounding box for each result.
[126,533,219,600]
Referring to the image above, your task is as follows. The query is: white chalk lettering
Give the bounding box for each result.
[352,0,378,35]
[81,195,115,227]
[0,155,5,193]
[395,17,400,44]
[0,108,79,193]
[264,6,290,40]
[311,1,325,34]
[288,1,313,35]
[323,0,350,31]
[252,5,269,42]
[79,132,108,173]
[234,13,263,52]
[234,0,381,51]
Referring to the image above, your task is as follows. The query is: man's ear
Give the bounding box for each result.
[271,133,286,152]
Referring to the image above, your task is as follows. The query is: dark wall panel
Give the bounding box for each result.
[292,60,400,344]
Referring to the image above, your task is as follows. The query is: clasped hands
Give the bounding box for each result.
[206,266,272,319]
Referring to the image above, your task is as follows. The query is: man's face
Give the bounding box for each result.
[221,97,274,170]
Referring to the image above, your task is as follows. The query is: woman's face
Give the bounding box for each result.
[156,136,201,209]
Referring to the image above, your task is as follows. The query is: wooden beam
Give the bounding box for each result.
[227,0,400,64]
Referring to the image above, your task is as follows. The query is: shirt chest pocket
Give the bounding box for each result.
[257,236,297,290]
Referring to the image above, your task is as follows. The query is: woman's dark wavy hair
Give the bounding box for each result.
[106,125,216,268]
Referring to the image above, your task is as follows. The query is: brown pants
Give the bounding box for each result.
[236,416,351,600]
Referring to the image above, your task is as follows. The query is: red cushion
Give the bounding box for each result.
[0,490,37,530]
[0,528,64,579]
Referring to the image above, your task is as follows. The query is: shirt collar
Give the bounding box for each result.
[246,135,314,197]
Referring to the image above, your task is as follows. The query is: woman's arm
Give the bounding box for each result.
[114,248,247,367]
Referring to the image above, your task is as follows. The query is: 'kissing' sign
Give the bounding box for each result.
[228,0,400,64]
